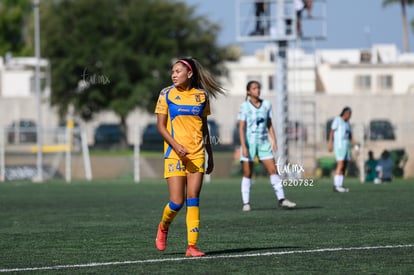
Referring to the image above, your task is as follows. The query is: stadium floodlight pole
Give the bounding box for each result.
[276,40,289,164]
[274,0,289,165]
[33,0,44,182]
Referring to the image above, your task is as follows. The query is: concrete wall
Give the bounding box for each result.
[2,93,413,179]
[4,149,412,181]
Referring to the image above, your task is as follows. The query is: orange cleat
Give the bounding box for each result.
[155,223,168,251]
[185,245,205,257]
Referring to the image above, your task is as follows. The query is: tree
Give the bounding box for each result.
[382,0,414,53]
[40,0,231,148]
[0,0,32,56]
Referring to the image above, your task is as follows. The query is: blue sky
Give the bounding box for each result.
[183,0,414,54]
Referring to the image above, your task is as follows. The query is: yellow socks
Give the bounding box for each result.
[160,198,201,247]
[186,198,200,246]
[160,201,182,229]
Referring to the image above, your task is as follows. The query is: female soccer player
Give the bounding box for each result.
[238,80,296,211]
[328,106,356,192]
[154,58,224,257]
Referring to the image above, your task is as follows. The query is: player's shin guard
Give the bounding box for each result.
[270,174,285,200]
[186,198,200,246]
[161,201,182,229]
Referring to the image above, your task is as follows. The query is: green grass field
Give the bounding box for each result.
[0,177,413,274]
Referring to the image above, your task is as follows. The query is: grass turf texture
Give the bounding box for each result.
[0,177,413,274]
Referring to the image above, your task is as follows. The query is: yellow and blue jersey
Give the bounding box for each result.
[154,85,210,160]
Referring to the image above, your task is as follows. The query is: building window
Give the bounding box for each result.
[268,75,275,91]
[360,50,371,63]
[377,75,393,91]
[270,52,275,62]
[355,75,371,91]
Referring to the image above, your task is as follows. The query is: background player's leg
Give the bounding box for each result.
[241,161,254,211]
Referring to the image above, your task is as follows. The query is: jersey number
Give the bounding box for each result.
[176,160,185,171]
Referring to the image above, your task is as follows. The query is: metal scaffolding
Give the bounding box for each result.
[236,0,327,173]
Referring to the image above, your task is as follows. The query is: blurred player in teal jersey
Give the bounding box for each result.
[238,80,296,211]
[328,107,356,192]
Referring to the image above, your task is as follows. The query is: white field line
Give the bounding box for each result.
[1,244,413,273]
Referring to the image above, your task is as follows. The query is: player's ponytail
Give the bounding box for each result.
[176,58,225,98]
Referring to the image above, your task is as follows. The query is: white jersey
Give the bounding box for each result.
[331,116,351,149]
[237,99,272,144]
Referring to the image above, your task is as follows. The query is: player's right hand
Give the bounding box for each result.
[175,144,189,157]
[328,143,333,152]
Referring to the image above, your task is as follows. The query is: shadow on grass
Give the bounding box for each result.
[206,246,301,255]
[253,206,324,211]
[163,246,301,257]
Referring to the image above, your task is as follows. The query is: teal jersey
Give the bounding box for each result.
[237,99,272,144]
[331,116,351,149]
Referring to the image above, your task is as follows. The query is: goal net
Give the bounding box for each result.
[0,122,91,182]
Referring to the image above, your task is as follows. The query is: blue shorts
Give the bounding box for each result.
[240,141,274,162]
[334,147,350,161]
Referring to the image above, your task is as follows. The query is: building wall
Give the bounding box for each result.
[211,93,414,144]
[2,46,414,178]
[1,70,33,97]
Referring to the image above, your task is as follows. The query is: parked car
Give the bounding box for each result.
[7,120,37,144]
[327,118,395,141]
[369,119,395,140]
[93,123,122,149]
[140,123,164,151]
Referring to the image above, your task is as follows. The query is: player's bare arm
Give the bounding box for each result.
[239,120,248,157]
[328,129,334,152]
[267,118,278,152]
[157,113,189,156]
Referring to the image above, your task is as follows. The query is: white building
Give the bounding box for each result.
[213,43,414,177]
[3,44,413,144]
[0,56,54,132]
[315,44,414,95]
[0,56,50,98]
[2,44,414,177]
[221,43,414,96]
[0,56,152,146]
